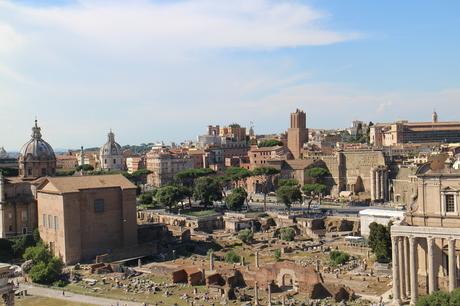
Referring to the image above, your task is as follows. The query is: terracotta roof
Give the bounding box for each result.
[39,174,136,194]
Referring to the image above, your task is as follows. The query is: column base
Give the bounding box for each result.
[393,299,402,306]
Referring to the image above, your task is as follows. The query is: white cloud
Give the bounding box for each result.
[0,22,25,54]
[0,0,359,56]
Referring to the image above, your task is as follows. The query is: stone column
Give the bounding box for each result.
[392,236,401,305]
[267,283,272,306]
[398,237,406,299]
[255,251,259,269]
[376,170,382,200]
[427,237,436,294]
[409,236,418,305]
[209,251,214,271]
[254,281,259,306]
[370,168,376,201]
[404,237,411,297]
[380,170,385,201]
[383,170,388,201]
[448,239,457,292]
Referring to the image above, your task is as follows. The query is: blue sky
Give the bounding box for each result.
[1,0,459,150]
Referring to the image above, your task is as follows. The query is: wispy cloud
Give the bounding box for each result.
[0,0,359,55]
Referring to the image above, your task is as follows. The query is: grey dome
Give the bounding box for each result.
[100,130,122,156]
[19,120,56,161]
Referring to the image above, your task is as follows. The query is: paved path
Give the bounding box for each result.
[20,284,143,306]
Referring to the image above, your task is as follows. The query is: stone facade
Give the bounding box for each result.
[37,175,138,264]
[287,109,308,159]
[146,147,193,187]
[99,130,124,171]
[370,114,460,147]
[391,163,460,304]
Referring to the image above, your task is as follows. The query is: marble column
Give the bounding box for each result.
[377,171,382,200]
[392,236,401,305]
[404,237,411,297]
[380,170,385,200]
[398,237,406,299]
[255,251,259,269]
[370,169,376,201]
[448,239,457,292]
[267,283,272,306]
[427,237,436,294]
[409,236,418,305]
[254,281,259,306]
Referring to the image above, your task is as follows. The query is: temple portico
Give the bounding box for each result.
[391,225,460,305]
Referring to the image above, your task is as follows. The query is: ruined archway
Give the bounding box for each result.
[277,268,297,291]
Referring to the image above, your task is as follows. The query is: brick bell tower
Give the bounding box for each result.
[287,109,308,159]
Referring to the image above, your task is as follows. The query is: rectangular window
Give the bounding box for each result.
[54,216,58,230]
[48,215,53,229]
[94,199,105,213]
[446,194,455,213]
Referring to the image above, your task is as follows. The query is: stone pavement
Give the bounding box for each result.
[20,284,143,306]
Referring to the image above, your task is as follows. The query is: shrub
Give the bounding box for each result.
[23,244,52,263]
[279,227,296,241]
[23,244,64,285]
[274,249,281,262]
[238,229,254,244]
[329,250,350,266]
[416,290,451,306]
[224,251,241,264]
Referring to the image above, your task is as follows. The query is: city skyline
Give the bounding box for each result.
[1,0,460,149]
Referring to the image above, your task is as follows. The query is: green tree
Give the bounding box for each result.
[251,167,280,211]
[278,179,299,188]
[329,250,350,266]
[258,139,283,147]
[139,192,153,204]
[238,228,254,244]
[225,167,251,188]
[193,177,223,209]
[279,227,296,241]
[23,244,63,285]
[224,250,241,264]
[76,164,94,172]
[368,222,392,263]
[12,234,36,258]
[225,187,248,211]
[155,185,182,211]
[276,185,302,212]
[29,257,63,285]
[302,183,327,195]
[175,168,215,204]
[305,167,329,183]
[23,244,52,264]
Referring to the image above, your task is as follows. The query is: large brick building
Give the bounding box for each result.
[37,175,138,264]
[370,112,460,147]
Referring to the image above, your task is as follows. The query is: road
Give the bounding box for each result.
[20,283,143,306]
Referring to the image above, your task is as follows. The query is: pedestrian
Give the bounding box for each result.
[62,290,65,296]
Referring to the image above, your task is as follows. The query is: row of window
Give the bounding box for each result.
[42,214,59,230]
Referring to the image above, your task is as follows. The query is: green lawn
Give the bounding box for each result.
[182,209,219,217]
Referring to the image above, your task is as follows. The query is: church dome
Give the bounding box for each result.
[100,130,122,157]
[19,120,56,162]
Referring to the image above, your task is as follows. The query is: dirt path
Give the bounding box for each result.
[20,284,143,306]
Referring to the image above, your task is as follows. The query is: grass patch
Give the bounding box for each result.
[182,209,219,217]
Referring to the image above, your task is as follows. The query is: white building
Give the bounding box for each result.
[359,208,405,237]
